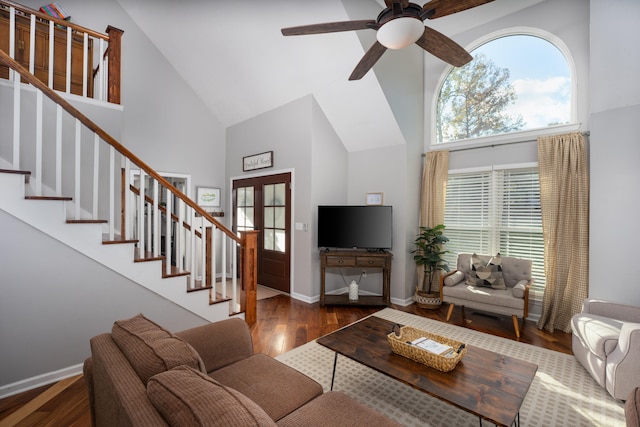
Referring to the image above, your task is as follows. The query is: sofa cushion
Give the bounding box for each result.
[276,391,401,427]
[148,365,277,427]
[210,353,323,421]
[442,284,525,311]
[571,313,622,359]
[466,253,506,289]
[111,313,205,383]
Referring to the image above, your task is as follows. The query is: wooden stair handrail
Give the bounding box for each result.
[1,0,109,40]
[0,48,240,244]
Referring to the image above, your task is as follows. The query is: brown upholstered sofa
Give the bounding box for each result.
[83,314,399,427]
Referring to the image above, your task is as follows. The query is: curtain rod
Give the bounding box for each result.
[422,131,590,156]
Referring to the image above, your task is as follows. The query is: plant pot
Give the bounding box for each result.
[414,290,441,309]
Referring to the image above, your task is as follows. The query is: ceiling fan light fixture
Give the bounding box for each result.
[376,17,424,50]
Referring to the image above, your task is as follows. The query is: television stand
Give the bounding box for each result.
[319,250,392,307]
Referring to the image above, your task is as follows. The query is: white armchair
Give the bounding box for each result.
[571,299,640,400]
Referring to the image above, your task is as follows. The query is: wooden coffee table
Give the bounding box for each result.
[316,316,538,427]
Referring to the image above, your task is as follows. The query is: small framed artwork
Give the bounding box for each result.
[197,187,221,208]
[366,192,384,205]
[243,151,273,172]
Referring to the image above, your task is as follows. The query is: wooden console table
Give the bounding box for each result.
[319,250,392,307]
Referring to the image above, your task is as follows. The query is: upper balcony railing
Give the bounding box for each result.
[0,0,122,103]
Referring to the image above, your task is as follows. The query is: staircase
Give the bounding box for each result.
[0,17,257,325]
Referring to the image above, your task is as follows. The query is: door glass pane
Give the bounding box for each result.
[264,184,274,206]
[274,183,286,206]
[274,207,285,229]
[262,182,286,253]
[236,185,256,232]
[264,229,274,251]
[264,207,274,228]
[237,188,246,207]
[275,230,286,252]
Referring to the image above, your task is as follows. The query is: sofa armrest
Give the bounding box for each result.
[176,318,253,373]
[582,299,640,323]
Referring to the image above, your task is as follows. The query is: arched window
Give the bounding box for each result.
[435,30,574,144]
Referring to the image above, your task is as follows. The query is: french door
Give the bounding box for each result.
[232,173,291,293]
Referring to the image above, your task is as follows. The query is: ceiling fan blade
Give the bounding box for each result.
[349,41,388,80]
[281,20,376,36]
[421,0,494,20]
[384,0,410,8]
[415,26,472,67]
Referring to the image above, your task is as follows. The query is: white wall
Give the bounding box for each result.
[588,0,640,306]
[0,210,207,388]
[226,96,316,299]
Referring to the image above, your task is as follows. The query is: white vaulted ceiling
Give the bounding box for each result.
[115,0,544,152]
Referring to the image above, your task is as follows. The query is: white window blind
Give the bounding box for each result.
[444,167,546,291]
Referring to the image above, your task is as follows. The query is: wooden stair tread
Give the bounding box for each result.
[134,249,164,262]
[162,263,190,278]
[102,235,138,244]
[25,196,72,201]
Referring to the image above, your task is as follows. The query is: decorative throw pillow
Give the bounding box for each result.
[465,253,506,289]
[512,280,528,298]
[147,365,277,427]
[444,271,465,287]
[111,313,205,384]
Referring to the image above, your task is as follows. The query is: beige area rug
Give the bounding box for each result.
[276,308,625,427]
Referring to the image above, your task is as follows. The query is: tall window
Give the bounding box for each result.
[444,167,546,291]
[436,33,573,143]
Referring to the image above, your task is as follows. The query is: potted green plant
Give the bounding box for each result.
[412,224,450,309]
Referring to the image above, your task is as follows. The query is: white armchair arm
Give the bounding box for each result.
[606,322,640,399]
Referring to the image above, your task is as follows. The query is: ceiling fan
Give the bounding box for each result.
[281,0,494,80]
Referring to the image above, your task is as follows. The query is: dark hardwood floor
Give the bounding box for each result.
[0,296,571,426]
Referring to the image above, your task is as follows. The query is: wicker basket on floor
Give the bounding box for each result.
[387,325,467,372]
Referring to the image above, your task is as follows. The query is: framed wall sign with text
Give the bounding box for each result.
[243,151,273,171]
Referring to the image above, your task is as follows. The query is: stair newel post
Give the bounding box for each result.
[105,26,124,105]
[240,230,258,326]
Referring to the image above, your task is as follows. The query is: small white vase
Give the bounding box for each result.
[349,280,359,301]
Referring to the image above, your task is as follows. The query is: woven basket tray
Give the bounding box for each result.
[387,325,467,372]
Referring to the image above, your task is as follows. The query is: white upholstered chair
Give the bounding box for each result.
[571,299,640,400]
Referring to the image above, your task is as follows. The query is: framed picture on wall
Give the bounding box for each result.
[366,192,384,205]
[197,187,221,208]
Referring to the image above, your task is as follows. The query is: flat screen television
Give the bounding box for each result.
[317,205,392,250]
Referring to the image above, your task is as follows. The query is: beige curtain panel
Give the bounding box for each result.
[537,132,589,333]
[417,150,449,292]
[420,150,449,228]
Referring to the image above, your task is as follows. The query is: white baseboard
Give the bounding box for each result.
[0,363,83,400]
